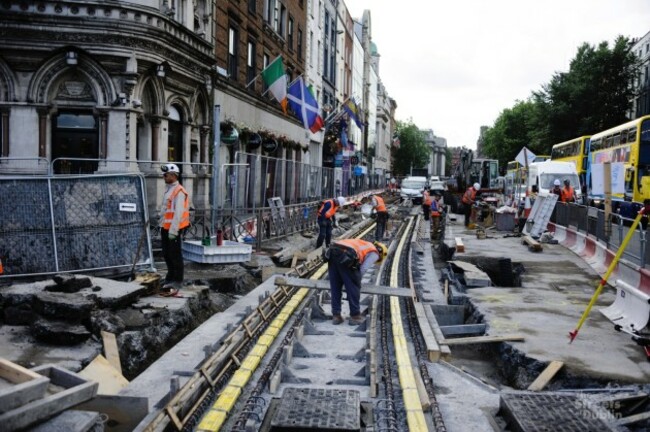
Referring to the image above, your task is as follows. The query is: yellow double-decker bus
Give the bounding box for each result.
[588,115,650,203]
[550,136,591,187]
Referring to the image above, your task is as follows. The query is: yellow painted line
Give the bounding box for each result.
[240,354,261,372]
[389,217,429,431]
[196,410,227,431]
[211,385,241,412]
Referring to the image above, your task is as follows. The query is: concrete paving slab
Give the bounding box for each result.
[445,217,650,384]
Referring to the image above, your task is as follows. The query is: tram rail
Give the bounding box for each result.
[142,204,446,432]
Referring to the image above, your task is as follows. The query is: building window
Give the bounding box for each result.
[247,39,256,85]
[297,28,303,61]
[288,17,294,50]
[264,0,276,24]
[308,30,313,64]
[228,26,239,79]
[248,0,256,14]
[323,45,328,80]
[278,3,286,36]
[262,53,270,92]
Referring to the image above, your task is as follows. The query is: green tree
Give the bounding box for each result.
[445,147,453,177]
[483,35,639,163]
[391,120,430,175]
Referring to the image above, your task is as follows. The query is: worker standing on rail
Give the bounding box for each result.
[316,196,346,249]
[159,163,190,291]
[370,194,389,241]
[461,182,481,228]
[326,239,388,325]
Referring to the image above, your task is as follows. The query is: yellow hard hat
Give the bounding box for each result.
[373,241,388,262]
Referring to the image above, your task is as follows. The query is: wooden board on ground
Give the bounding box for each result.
[101,331,122,374]
[78,355,129,396]
[455,237,465,253]
[275,276,414,298]
[527,360,564,391]
[423,306,452,360]
[413,303,441,362]
[444,334,525,346]
[523,235,542,252]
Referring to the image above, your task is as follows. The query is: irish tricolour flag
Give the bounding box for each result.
[261,56,288,112]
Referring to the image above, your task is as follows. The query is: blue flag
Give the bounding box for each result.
[287,77,324,133]
[343,97,363,130]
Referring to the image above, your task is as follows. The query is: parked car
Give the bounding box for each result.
[400,176,428,204]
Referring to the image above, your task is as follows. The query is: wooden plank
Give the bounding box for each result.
[444,334,525,346]
[0,358,42,384]
[455,237,465,253]
[423,305,451,360]
[101,331,122,375]
[443,279,449,303]
[78,355,129,395]
[523,235,542,252]
[527,360,564,391]
[275,276,413,298]
[413,303,441,362]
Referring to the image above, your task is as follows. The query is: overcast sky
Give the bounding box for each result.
[343,0,650,150]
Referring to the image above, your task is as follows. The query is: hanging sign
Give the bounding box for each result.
[262,138,278,153]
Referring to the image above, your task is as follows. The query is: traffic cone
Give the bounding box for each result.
[0,259,4,275]
[523,196,532,219]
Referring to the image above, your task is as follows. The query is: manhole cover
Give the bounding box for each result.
[500,392,618,431]
[271,387,360,431]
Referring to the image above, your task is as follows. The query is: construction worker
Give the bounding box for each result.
[159,163,190,291]
[327,239,388,325]
[316,196,346,248]
[430,192,443,240]
[370,194,389,241]
[551,179,562,199]
[422,189,432,221]
[461,182,481,228]
[561,179,577,203]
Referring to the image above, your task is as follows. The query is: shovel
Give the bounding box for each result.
[128,219,149,282]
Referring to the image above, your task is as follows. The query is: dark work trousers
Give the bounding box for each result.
[161,228,184,283]
[328,248,362,316]
[316,218,333,248]
[375,211,388,241]
[464,202,472,227]
[422,204,430,221]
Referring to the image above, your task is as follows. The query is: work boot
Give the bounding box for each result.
[332,315,344,325]
[348,314,365,326]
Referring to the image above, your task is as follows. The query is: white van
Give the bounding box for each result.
[526,161,582,199]
[400,176,428,204]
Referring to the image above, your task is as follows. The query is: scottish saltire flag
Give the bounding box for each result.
[287,77,324,133]
[343,98,363,129]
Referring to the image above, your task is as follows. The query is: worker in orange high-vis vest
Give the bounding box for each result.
[327,239,388,325]
[371,194,389,241]
[316,196,346,248]
[422,190,432,221]
[561,179,577,203]
[461,183,481,227]
[159,163,190,291]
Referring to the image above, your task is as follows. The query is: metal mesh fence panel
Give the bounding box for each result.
[0,174,151,277]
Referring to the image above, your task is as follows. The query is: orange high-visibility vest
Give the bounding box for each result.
[462,187,477,205]
[423,192,432,206]
[374,195,386,212]
[318,199,337,219]
[561,186,575,203]
[334,239,378,263]
[162,184,190,230]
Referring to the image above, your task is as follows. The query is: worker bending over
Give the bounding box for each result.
[316,196,346,248]
[461,182,481,228]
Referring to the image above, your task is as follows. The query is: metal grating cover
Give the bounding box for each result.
[500,392,619,432]
[271,387,360,431]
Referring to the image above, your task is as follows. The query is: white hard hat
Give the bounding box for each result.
[473,183,481,191]
[336,196,346,207]
[161,163,180,175]
[554,179,561,186]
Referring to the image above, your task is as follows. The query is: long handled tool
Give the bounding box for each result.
[569,211,644,343]
[128,218,149,282]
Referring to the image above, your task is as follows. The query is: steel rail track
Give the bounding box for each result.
[145,201,446,432]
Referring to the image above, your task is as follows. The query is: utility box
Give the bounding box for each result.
[496,212,515,232]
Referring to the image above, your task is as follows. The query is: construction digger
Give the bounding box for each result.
[446,148,501,213]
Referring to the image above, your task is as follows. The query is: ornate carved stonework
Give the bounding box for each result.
[56,80,94,101]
